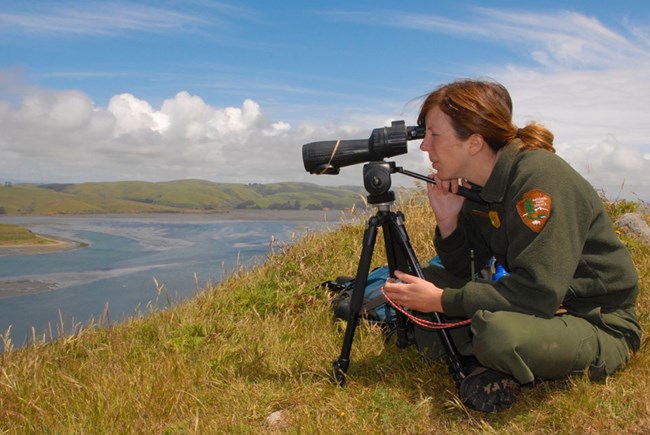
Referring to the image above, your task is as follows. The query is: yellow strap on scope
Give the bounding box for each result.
[319,139,341,175]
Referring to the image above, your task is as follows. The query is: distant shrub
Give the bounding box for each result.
[269,200,300,210]
[236,200,258,209]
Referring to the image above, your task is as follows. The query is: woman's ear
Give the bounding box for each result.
[468,133,487,156]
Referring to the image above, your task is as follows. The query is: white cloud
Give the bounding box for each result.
[0,83,363,185]
[477,9,647,69]
[357,8,650,69]
[13,89,93,131]
[108,93,169,136]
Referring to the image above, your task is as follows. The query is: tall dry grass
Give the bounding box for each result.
[0,187,648,433]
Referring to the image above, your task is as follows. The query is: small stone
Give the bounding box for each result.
[266,410,284,427]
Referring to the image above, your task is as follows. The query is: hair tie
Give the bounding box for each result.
[515,128,523,139]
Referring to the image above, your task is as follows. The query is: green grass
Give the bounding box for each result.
[0,189,648,432]
[0,224,37,242]
[0,224,56,246]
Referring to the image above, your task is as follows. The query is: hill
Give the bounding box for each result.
[0,180,366,215]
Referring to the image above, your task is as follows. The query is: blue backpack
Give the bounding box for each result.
[325,264,397,325]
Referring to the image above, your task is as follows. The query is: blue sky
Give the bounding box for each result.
[1,1,649,200]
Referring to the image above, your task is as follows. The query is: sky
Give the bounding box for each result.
[1,1,649,201]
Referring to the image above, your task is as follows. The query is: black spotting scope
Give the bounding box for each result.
[302,120,425,175]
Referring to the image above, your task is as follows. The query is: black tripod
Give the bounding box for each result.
[332,161,470,386]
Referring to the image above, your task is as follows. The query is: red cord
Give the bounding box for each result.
[380,288,472,330]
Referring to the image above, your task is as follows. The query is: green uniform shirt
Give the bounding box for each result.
[438,140,642,351]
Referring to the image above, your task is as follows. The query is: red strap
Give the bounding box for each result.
[380,288,472,330]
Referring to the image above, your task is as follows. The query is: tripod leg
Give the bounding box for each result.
[381,213,414,349]
[383,212,466,385]
[332,215,380,385]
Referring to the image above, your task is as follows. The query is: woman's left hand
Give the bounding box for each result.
[382,270,444,313]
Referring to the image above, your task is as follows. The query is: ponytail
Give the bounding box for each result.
[515,122,555,153]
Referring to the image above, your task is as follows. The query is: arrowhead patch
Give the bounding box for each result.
[516,189,551,233]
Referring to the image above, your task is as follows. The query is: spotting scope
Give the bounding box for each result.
[302,120,424,175]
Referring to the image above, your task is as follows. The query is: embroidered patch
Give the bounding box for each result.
[516,189,551,232]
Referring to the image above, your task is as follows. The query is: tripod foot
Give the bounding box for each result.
[332,360,347,386]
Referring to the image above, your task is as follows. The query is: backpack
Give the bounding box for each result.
[323,256,507,329]
[324,264,397,327]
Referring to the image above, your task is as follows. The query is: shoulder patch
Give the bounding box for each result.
[516,189,551,233]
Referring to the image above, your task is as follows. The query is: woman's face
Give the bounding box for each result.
[419,105,472,180]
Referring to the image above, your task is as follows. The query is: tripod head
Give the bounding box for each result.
[363,161,486,206]
[363,161,397,205]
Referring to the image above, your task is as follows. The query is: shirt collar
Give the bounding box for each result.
[479,140,520,204]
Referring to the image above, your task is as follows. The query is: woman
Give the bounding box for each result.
[382,79,641,413]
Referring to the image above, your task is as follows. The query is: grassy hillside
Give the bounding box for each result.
[0,180,365,215]
[0,190,647,432]
[0,184,181,215]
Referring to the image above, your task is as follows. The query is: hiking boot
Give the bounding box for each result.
[459,365,521,413]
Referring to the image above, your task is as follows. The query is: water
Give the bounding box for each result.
[0,212,335,350]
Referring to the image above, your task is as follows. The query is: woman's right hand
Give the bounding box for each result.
[426,175,466,238]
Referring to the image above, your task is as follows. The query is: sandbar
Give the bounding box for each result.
[0,279,59,299]
[0,235,86,256]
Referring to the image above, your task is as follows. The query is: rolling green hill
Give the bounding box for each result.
[0,180,366,215]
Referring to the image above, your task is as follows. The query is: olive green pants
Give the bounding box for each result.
[416,266,632,384]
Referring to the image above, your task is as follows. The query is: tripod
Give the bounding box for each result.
[332,161,467,386]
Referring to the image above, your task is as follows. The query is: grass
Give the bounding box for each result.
[0,224,57,246]
[0,188,648,433]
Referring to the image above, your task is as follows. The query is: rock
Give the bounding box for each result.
[615,213,650,244]
[266,410,285,427]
